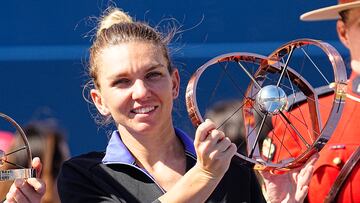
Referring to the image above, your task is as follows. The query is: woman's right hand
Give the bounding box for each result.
[158,119,237,203]
[194,119,237,180]
[4,157,46,203]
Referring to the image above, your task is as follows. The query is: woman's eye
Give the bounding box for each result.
[146,72,162,80]
[113,78,131,86]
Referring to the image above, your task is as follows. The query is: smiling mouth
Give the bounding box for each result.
[131,106,157,114]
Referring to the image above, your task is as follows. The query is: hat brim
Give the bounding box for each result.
[300,1,360,21]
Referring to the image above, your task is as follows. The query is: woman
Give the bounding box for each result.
[55,7,316,203]
[3,7,316,203]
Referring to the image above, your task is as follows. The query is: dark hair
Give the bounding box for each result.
[339,10,350,24]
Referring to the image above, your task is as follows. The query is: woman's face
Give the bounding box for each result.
[91,41,179,135]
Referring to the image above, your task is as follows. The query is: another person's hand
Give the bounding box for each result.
[4,157,46,203]
[260,154,318,203]
[194,119,237,180]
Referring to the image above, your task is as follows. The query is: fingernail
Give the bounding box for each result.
[32,157,40,164]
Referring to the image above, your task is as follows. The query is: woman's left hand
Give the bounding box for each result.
[260,154,318,203]
[4,157,46,203]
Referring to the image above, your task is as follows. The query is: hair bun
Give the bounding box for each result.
[97,8,133,37]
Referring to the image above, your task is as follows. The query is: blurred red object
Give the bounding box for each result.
[0,131,14,152]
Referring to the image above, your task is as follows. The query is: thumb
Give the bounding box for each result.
[32,157,42,178]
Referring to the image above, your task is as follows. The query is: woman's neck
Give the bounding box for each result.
[117,122,184,166]
[117,122,187,191]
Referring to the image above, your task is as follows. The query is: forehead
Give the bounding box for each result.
[101,41,162,61]
[98,41,167,74]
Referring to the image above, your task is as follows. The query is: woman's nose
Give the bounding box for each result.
[132,79,151,100]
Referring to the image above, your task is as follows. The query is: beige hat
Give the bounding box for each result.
[300,0,360,21]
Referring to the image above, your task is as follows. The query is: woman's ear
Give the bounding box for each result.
[171,68,180,98]
[337,20,350,49]
[90,89,110,116]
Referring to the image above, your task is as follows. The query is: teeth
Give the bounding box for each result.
[133,106,155,114]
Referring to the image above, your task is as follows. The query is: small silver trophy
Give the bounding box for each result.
[0,113,35,181]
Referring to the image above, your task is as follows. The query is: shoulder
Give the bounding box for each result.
[65,151,104,166]
[57,151,130,202]
[308,145,360,202]
[67,151,105,162]
[315,144,358,170]
[57,151,114,198]
[60,151,105,177]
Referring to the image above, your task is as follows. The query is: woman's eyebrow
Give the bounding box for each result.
[145,63,164,72]
[107,63,164,80]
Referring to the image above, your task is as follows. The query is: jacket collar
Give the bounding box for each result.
[102,128,196,164]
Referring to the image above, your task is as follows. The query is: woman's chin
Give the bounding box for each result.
[129,122,156,134]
